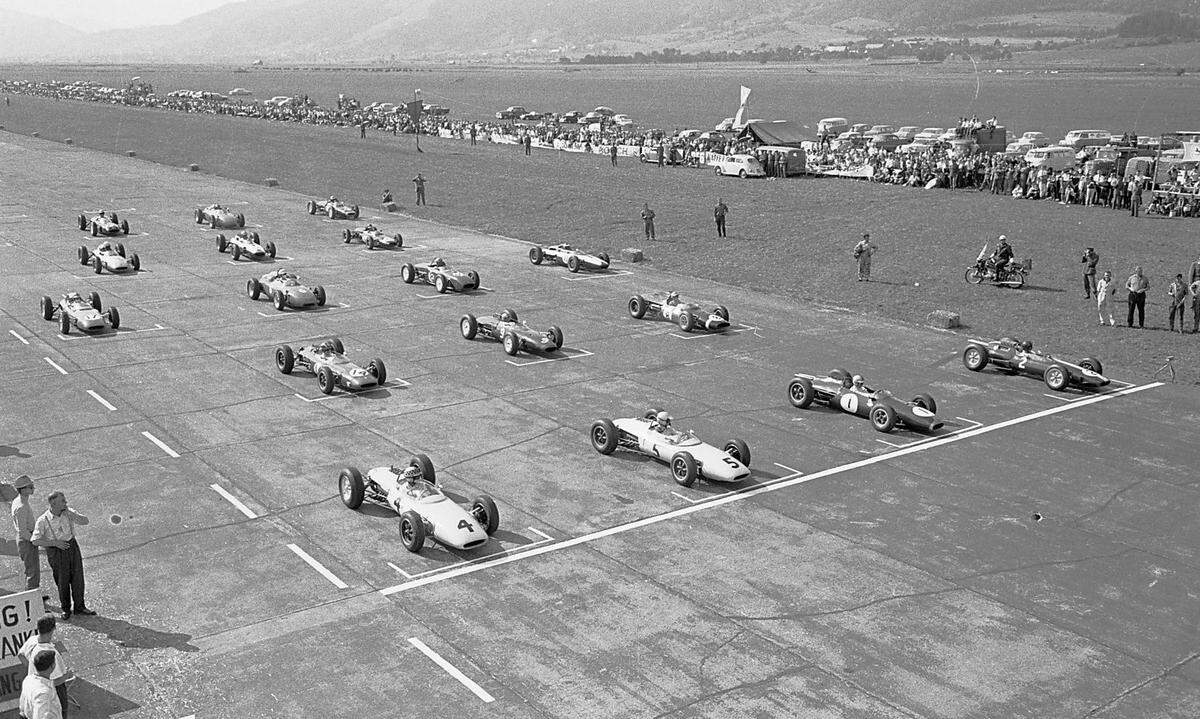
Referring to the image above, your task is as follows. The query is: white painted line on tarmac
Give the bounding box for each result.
[9,329,29,344]
[86,390,116,411]
[407,637,495,703]
[773,462,802,475]
[292,380,411,403]
[504,348,593,367]
[141,431,180,458]
[527,527,554,541]
[388,561,414,579]
[43,357,68,375]
[287,543,348,589]
[209,484,258,519]
[561,269,633,281]
[380,381,1163,596]
[669,324,755,340]
[670,491,705,504]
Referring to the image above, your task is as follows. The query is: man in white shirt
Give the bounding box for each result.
[19,616,70,717]
[10,476,43,601]
[18,650,61,719]
[31,493,93,620]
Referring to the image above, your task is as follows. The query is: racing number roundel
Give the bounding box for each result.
[838,393,859,413]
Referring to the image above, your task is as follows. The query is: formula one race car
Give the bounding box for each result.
[217,230,276,261]
[77,241,140,274]
[589,408,750,487]
[39,290,120,334]
[274,337,386,395]
[628,291,730,333]
[529,243,610,273]
[460,308,563,355]
[342,224,402,250]
[77,211,129,237]
[400,258,480,294]
[247,268,326,311]
[306,197,360,220]
[195,204,246,229]
[338,454,499,553]
[962,337,1109,392]
[787,369,943,433]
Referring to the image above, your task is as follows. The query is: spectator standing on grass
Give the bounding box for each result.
[1189,252,1200,284]
[641,203,656,241]
[610,143,618,167]
[1190,275,1200,333]
[1130,177,1143,217]
[18,650,60,719]
[1168,273,1188,333]
[853,233,876,282]
[412,173,426,206]
[19,616,70,717]
[658,144,665,169]
[1081,247,1099,298]
[359,122,366,139]
[714,198,728,238]
[523,133,531,156]
[31,492,94,621]
[469,124,477,146]
[1126,266,1149,328]
[1096,270,1116,326]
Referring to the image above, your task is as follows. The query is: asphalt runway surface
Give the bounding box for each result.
[1,134,1197,719]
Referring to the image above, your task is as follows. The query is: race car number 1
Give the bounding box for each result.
[839,394,859,413]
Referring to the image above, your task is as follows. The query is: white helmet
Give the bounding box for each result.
[851,374,865,387]
[998,234,1007,241]
[655,411,670,425]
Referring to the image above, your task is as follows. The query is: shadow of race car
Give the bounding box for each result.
[77,211,129,237]
[628,290,729,332]
[529,243,610,272]
[589,408,750,487]
[247,268,326,311]
[196,204,245,229]
[338,454,499,553]
[400,258,480,293]
[787,369,942,433]
[275,337,386,395]
[962,337,1109,392]
[460,308,563,355]
[343,224,402,250]
[217,230,276,261]
[307,197,359,219]
[40,290,119,334]
[78,241,140,274]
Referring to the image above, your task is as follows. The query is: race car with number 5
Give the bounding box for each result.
[338,454,500,553]
[962,337,1109,391]
[787,368,942,433]
[589,408,750,487]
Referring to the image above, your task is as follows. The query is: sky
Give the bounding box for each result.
[0,0,235,30]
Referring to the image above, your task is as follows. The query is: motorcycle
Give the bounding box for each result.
[964,243,1027,288]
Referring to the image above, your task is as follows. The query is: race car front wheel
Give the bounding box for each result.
[316,366,337,394]
[589,419,618,455]
[671,452,699,487]
[339,467,364,509]
[911,393,938,414]
[399,511,426,553]
[471,495,500,535]
[1043,365,1069,392]
[870,405,898,433]
[962,345,988,372]
[724,439,751,467]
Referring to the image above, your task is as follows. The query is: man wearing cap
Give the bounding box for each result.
[853,233,876,282]
[10,476,45,606]
[31,493,93,620]
[1081,247,1099,299]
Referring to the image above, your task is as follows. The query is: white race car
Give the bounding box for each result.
[338,454,500,553]
[247,268,326,311]
[217,230,276,261]
[589,408,751,487]
[528,243,610,272]
[342,224,403,250]
[40,291,120,334]
[78,241,140,274]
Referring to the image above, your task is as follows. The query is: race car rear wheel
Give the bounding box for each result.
[272,291,287,311]
[247,279,261,300]
[91,223,98,237]
[628,295,647,319]
[393,233,403,247]
[912,393,938,414]
[217,234,227,253]
[548,326,564,350]
[351,205,359,218]
[714,165,722,176]
[1043,365,1069,392]
[78,214,87,231]
[89,291,102,311]
[590,419,619,455]
[307,200,316,215]
[316,366,337,395]
[787,378,815,409]
[266,241,276,258]
[460,314,478,340]
[196,208,204,224]
[93,256,102,274]
[327,205,336,219]
[870,404,898,433]
[116,243,125,257]
[713,305,730,321]
[529,246,543,264]
[275,345,295,374]
[1078,357,1103,375]
[503,332,520,356]
[120,220,129,235]
[410,454,436,484]
[567,255,580,273]
[964,267,984,284]
[468,271,480,289]
[329,337,345,354]
[671,452,699,488]
[131,254,140,272]
[338,467,365,509]
[106,307,120,330]
[58,313,70,334]
[40,296,53,321]
[367,358,386,384]
[314,286,326,306]
[342,228,351,243]
[400,263,415,283]
[676,310,695,332]
[598,252,610,265]
[231,245,241,261]
[723,439,751,468]
[435,275,448,294]
[962,345,988,372]
[78,245,89,266]
[210,218,219,229]
[471,495,500,535]
[399,511,426,553]
[367,236,376,250]
[237,213,245,228]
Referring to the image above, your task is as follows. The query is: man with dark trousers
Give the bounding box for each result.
[714,198,728,238]
[1081,247,1099,298]
[31,492,94,620]
[1125,265,1149,328]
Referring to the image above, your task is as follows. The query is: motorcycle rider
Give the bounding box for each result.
[991,235,1014,279]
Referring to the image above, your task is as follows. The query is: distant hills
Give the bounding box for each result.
[2,0,1198,62]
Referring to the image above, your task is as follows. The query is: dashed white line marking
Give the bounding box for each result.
[388,561,413,579]
[141,431,180,458]
[209,484,258,519]
[86,390,116,411]
[287,543,348,589]
[527,527,553,541]
[9,329,29,344]
[43,357,68,375]
[561,269,633,281]
[504,348,594,367]
[380,382,1163,596]
[670,491,704,504]
[407,637,495,703]
[772,462,802,475]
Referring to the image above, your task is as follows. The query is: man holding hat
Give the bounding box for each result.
[10,475,45,604]
[853,233,876,282]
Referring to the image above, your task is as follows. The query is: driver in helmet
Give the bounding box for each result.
[1018,339,1033,354]
[399,464,422,488]
[328,195,337,204]
[991,235,1013,278]
[664,291,681,306]
[851,374,873,395]
[364,223,377,232]
[430,257,446,268]
[95,240,114,254]
[651,410,672,433]
[498,309,517,323]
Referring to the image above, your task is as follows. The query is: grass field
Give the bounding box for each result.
[1,93,1196,384]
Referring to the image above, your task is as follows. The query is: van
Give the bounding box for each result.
[1059,130,1111,150]
[817,117,849,137]
[1025,146,1077,171]
[757,145,807,176]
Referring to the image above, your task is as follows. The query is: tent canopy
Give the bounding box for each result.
[738,120,810,148]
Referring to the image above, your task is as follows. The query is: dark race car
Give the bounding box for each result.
[77,211,129,237]
[529,243,610,273]
[400,258,480,294]
[196,204,246,229]
[342,224,403,250]
[306,197,360,220]
[628,290,729,333]
[962,337,1109,392]
[274,337,386,395]
[787,369,943,433]
[459,308,563,355]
